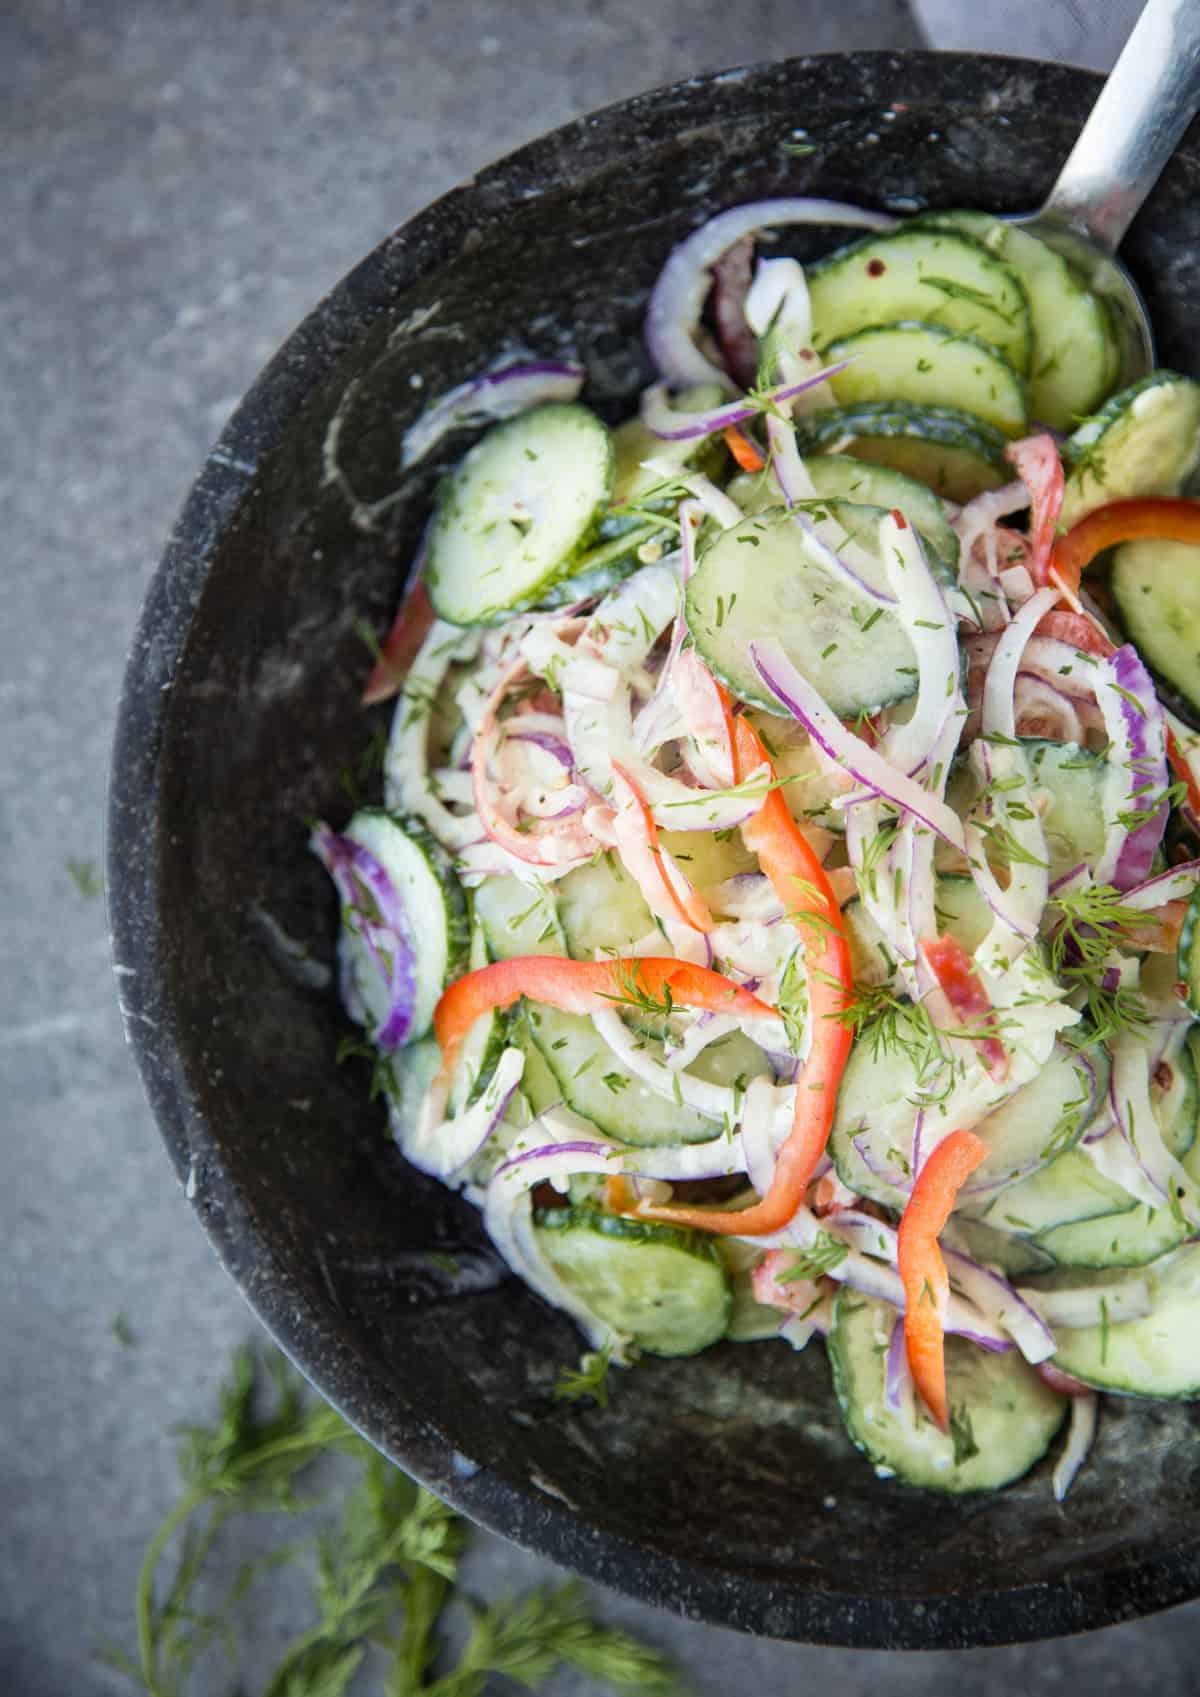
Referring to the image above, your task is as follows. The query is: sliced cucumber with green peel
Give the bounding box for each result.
[660,828,758,888]
[537,521,663,608]
[831,1041,1095,1212]
[842,873,993,989]
[1038,1198,1188,1270]
[510,1008,566,1117]
[914,210,1117,430]
[1061,371,1200,530]
[472,875,565,959]
[1181,885,1200,1018]
[1110,539,1200,731]
[686,506,918,719]
[805,455,960,578]
[942,1215,1057,1280]
[808,229,1033,374]
[823,320,1027,437]
[556,852,654,960]
[426,403,614,624]
[793,402,1010,503]
[534,1206,731,1356]
[526,1004,771,1146]
[1049,1244,1200,1397]
[340,810,469,1043]
[829,1290,1065,1492]
[943,741,1108,886]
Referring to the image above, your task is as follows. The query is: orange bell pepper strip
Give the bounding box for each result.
[432,954,775,1083]
[610,759,713,933]
[897,1129,988,1431]
[361,583,437,706]
[634,714,854,1236]
[724,423,765,473]
[1050,496,1200,601]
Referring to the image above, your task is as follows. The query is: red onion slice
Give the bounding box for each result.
[1093,645,1169,891]
[1052,1391,1098,1502]
[1121,859,1200,911]
[751,639,967,848]
[644,197,895,389]
[310,823,418,1051]
[640,361,852,442]
[400,359,585,469]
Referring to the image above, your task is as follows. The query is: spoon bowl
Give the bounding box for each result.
[1010,0,1200,389]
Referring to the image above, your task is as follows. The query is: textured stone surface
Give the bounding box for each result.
[7,0,1200,1692]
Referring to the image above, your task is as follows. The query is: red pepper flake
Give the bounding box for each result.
[890,507,908,529]
[866,258,886,277]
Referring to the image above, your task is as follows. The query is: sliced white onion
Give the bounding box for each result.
[1121,859,1200,911]
[1093,645,1170,890]
[1107,1032,1200,1222]
[640,457,744,528]
[752,638,966,848]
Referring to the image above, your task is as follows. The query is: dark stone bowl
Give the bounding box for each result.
[108,51,1200,1649]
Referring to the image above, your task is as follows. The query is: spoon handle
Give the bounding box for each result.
[1039,0,1200,252]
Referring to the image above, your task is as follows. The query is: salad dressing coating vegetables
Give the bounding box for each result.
[313,193,1200,1499]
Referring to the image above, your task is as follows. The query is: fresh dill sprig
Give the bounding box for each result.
[1047,883,1151,1048]
[110,1345,678,1697]
[552,1342,615,1410]
[597,959,678,1022]
[778,1233,848,1282]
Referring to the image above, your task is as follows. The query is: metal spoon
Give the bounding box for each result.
[1013,0,1200,384]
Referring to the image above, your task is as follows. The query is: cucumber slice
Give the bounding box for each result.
[537,521,663,608]
[829,1290,1065,1491]
[725,1270,787,1342]
[915,211,1118,431]
[556,852,654,960]
[793,402,1009,503]
[660,828,758,888]
[1181,886,1200,1019]
[944,741,1108,886]
[823,320,1027,438]
[842,873,993,989]
[831,1040,1094,1211]
[340,810,469,1042]
[685,505,918,719]
[942,1215,1057,1280]
[527,1004,771,1147]
[976,1147,1129,1237]
[1049,1243,1200,1397]
[806,455,959,579]
[1061,371,1200,530]
[472,875,565,959]
[426,403,614,624]
[510,1008,565,1116]
[808,229,1033,374]
[534,1206,731,1357]
[1110,539,1200,731]
[1038,1197,1188,1270]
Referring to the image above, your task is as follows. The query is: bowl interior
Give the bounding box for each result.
[110,52,1200,1648]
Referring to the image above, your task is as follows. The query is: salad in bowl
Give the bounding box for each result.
[311,195,1200,1498]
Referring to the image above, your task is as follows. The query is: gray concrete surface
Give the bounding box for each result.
[5,1,1200,1692]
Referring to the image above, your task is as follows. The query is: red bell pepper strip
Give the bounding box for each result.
[897,1129,988,1431]
[1005,434,1064,589]
[1167,732,1200,819]
[1050,496,1200,601]
[635,714,854,1236]
[361,583,437,706]
[433,954,774,1083]
[920,933,1007,1081]
[724,423,765,474]
[610,759,713,933]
